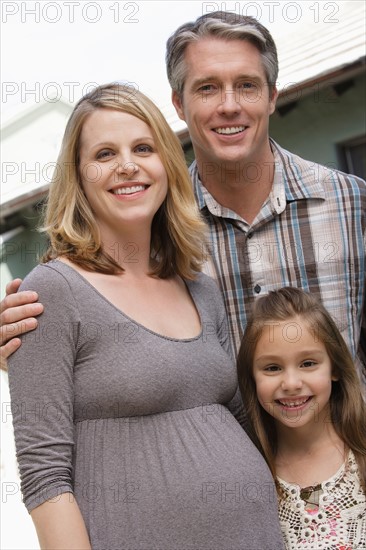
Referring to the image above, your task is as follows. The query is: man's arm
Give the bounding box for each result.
[0,279,44,369]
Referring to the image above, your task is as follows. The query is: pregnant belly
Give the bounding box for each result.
[73,405,279,550]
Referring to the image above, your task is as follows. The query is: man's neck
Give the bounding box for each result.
[196,152,275,225]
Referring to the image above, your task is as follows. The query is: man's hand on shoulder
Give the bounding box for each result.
[0,279,44,370]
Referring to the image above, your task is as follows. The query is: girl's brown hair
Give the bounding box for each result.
[237,287,366,490]
[42,82,207,279]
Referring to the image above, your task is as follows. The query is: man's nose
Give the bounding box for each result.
[217,89,241,115]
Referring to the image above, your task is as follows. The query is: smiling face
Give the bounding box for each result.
[78,108,168,242]
[252,316,336,434]
[172,37,278,171]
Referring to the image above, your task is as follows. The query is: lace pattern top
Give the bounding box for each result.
[277,451,365,550]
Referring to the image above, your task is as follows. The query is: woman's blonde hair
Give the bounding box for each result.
[42,82,207,279]
[237,287,366,491]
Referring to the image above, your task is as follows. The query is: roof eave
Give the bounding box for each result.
[276,56,366,107]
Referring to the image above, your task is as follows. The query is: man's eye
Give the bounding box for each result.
[199,84,216,93]
[240,82,256,90]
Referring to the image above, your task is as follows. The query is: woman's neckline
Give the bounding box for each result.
[48,259,204,343]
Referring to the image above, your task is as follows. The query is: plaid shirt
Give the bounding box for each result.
[191,140,366,387]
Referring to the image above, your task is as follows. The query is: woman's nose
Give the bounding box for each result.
[116,160,139,177]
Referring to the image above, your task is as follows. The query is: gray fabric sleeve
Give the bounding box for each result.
[204,274,248,430]
[7,264,81,512]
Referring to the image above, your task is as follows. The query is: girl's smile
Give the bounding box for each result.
[252,316,337,431]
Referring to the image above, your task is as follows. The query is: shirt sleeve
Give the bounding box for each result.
[7,264,81,512]
[359,227,366,375]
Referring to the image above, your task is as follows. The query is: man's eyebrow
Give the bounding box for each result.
[189,76,218,90]
[189,74,264,91]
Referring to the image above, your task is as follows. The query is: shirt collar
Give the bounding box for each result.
[270,139,325,202]
[190,162,243,220]
[190,139,325,218]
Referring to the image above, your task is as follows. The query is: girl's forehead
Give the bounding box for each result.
[255,315,322,347]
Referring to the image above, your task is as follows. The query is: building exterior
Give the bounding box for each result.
[1,99,73,295]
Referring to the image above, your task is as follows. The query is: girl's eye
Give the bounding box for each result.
[301,360,316,368]
[264,365,281,373]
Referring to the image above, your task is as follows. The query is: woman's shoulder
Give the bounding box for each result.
[188,271,222,296]
[186,272,224,306]
[186,272,226,325]
[19,260,79,298]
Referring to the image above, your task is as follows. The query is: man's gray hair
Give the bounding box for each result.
[166,11,279,97]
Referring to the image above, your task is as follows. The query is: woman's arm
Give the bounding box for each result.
[31,493,91,549]
[7,265,90,547]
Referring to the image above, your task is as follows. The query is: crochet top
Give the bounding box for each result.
[277,451,365,549]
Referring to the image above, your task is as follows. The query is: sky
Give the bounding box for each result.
[1,1,215,118]
[2,0,358,123]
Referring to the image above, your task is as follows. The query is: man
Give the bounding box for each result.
[1,12,366,387]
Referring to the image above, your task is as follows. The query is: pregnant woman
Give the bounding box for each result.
[8,82,283,549]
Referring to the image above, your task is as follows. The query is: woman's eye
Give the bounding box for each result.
[135,144,153,154]
[96,150,113,160]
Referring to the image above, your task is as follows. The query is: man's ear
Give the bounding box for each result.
[269,86,279,116]
[172,91,186,121]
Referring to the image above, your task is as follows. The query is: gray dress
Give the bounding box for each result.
[8,261,283,550]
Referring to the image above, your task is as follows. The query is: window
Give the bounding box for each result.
[337,136,366,179]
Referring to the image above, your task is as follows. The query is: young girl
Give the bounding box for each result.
[237,287,366,550]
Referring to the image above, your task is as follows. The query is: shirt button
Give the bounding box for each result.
[247,232,253,239]
[254,285,261,294]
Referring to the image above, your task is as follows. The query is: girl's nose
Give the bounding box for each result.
[281,370,303,391]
